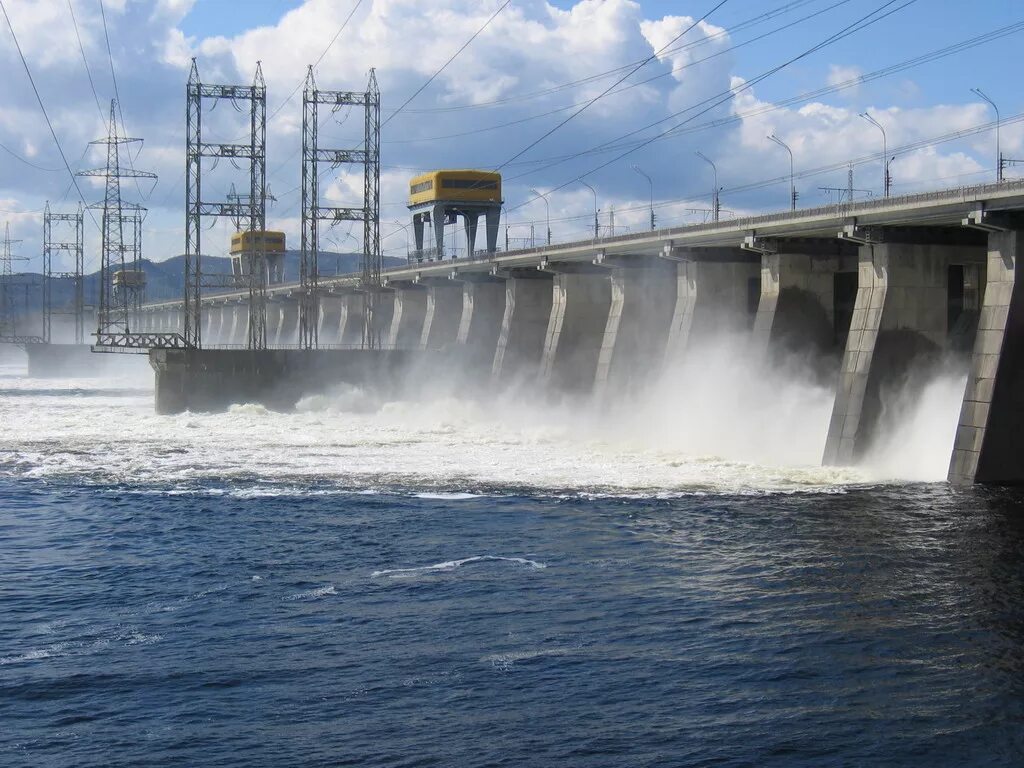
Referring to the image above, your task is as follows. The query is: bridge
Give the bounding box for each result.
[136,179,1024,486]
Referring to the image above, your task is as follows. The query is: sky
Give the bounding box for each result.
[1,0,1023,275]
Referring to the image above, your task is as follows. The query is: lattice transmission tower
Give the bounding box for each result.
[42,203,85,345]
[0,222,34,342]
[300,66,381,350]
[76,101,158,349]
[185,59,267,349]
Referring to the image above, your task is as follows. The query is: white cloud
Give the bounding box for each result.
[826,63,863,90]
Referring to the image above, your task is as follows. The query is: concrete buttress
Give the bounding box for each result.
[823,241,980,465]
[539,272,613,392]
[419,284,463,350]
[456,281,506,374]
[492,275,553,381]
[387,287,427,349]
[594,262,676,397]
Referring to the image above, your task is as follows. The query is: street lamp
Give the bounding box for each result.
[971,87,1002,182]
[529,188,551,245]
[859,111,890,198]
[325,230,358,274]
[767,133,796,211]
[577,178,599,238]
[695,151,720,222]
[631,165,655,230]
[391,221,411,262]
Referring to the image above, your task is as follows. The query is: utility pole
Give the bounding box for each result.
[300,66,381,350]
[77,100,157,349]
[696,151,720,222]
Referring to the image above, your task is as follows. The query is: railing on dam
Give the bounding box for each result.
[140,178,1024,311]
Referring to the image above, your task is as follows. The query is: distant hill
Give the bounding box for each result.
[2,250,406,310]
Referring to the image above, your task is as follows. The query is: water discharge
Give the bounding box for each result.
[0,334,969,495]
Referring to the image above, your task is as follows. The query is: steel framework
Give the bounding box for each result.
[185,59,267,349]
[300,66,381,350]
[77,101,158,349]
[42,203,86,345]
[0,222,39,343]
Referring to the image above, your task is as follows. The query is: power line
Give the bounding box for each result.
[390,0,824,115]
[0,0,99,233]
[98,0,149,201]
[508,0,919,210]
[0,141,61,172]
[496,0,730,170]
[267,0,365,124]
[380,0,512,129]
[68,0,105,124]
[493,16,1024,176]
[384,0,854,146]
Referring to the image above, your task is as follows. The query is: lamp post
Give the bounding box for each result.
[971,87,1002,182]
[577,178,599,238]
[695,151,719,222]
[529,188,551,245]
[767,133,796,211]
[631,164,655,230]
[391,221,411,262]
[859,111,890,197]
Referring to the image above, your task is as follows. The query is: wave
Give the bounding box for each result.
[413,492,484,500]
[284,584,337,600]
[371,555,548,578]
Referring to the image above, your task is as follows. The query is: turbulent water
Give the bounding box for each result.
[2,350,1023,767]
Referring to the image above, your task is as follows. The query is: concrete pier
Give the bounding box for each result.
[387,286,427,349]
[594,259,676,397]
[149,348,423,414]
[823,235,985,465]
[318,295,343,345]
[539,270,613,392]
[751,245,855,357]
[419,283,463,351]
[664,251,759,360]
[949,226,1024,484]
[337,293,364,345]
[456,280,506,375]
[271,302,299,347]
[492,273,553,381]
[228,304,248,346]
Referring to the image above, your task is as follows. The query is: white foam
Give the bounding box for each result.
[0,336,970,495]
[284,584,337,600]
[413,492,484,500]
[371,555,548,578]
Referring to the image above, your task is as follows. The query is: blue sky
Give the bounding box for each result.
[2,0,1023,270]
[177,0,1022,113]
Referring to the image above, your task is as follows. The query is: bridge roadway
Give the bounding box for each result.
[139,180,1024,485]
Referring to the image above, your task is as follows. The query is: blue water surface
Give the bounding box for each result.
[2,477,1024,767]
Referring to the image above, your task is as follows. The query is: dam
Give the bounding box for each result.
[129,179,1024,487]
